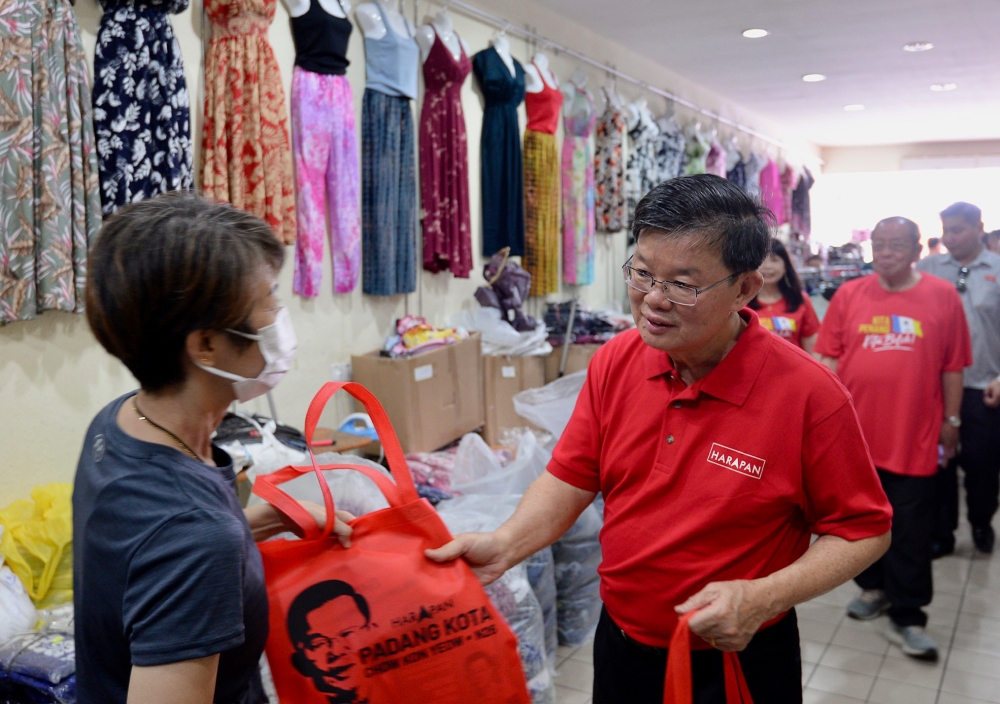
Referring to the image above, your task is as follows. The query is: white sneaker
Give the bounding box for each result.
[885,622,939,661]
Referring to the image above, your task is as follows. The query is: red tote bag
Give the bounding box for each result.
[663,612,754,704]
[252,382,531,704]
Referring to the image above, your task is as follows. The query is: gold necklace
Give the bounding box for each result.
[132,397,200,461]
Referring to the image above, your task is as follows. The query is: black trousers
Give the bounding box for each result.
[855,469,934,627]
[936,388,1000,537]
[592,607,802,704]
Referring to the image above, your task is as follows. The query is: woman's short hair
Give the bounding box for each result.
[86,193,285,392]
[631,174,774,274]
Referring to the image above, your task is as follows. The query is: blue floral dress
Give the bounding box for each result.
[93,0,192,217]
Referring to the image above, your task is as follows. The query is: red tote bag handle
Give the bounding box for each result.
[252,382,421,541]
[663,613,754,704]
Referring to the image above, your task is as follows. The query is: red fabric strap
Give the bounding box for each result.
[663,612,754,704]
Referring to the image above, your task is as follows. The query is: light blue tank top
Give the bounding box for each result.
[364,0,419,99]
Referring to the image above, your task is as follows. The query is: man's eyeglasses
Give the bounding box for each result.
[956,266,969,293]
[623,257,736,306]
[871,240,913,253]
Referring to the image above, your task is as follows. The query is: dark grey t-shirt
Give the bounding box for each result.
[73,393,269,704]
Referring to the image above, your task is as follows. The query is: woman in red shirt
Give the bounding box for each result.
[750,239,821,352]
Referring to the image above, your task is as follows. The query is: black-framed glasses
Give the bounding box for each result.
[956,266,970,293]
[622,257,736,306]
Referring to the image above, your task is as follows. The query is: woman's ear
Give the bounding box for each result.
[186,329,218,367]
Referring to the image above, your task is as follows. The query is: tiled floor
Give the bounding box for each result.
[552,520,1000,703]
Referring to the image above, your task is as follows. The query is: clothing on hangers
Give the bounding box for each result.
[291,69,361,295]
[93,0,193,218]
[791,168,815,236]
[625,105,659,228]
[652,116,685,184]
[473,46,526,257]
[758,158,785,224]
[704,141,728,178]
[523,63,563,295]
[290,0,351,75]
[201,0,296,243]
[419,30,473,278]
[290,0,360,296]
[361,2,420,295]
[562,82,598,285]
[594,87,627,233]
[0,0,102,324]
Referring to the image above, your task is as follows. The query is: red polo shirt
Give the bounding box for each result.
[548,310,892,647]
[814,273,973,477]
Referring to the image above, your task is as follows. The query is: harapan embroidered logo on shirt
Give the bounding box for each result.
[857,315,923,352]
[707,443,766,480]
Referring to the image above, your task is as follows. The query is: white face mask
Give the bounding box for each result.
[195,307,298,403]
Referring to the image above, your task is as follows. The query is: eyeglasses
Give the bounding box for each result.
[871,240,913,253]
[622,257,736,306]
[956,266,969,293]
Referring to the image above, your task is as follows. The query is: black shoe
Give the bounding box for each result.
[972,526,995,554]
[930,537,955,559]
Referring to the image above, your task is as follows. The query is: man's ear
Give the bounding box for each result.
[734,271,763,311]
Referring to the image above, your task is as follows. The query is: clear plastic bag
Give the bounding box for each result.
[246,452,391,519]
[450,432,549,496]
[0,563,38,642]
[552,504,604,647]
[523,547,557,668]
[438,498,554,704]
[512,371,587,443]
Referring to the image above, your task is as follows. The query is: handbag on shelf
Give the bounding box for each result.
[252,382,531,704]
[663,612,754,704]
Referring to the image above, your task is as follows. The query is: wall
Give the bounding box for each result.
[821,140,1000,173]
[0,0,815,505]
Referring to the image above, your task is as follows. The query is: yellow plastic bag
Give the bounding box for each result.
[0,483,73,609]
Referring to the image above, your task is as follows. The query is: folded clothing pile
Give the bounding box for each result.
[382,316,468,359]
[405,442,513,497]
[0,631,76,704]
[544,302,632,346]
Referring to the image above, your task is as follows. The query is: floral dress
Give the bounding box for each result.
[201,0,296,243]
[561,83,597,285]
[625,107,658,228]
[93,0,193,217]
[593,88,626,233]
[0,0,102,324]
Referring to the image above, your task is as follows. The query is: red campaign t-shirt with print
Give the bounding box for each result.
[547,311,891,647]
[814,273,973,477]
[756,296,821,349]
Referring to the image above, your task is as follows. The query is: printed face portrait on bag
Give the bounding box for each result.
[288,580,372,704]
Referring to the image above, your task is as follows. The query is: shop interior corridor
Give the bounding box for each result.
[554,504,1000,704]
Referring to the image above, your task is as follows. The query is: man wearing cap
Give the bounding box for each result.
[428,175,892,704]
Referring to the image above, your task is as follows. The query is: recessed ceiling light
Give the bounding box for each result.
[930,83,957,92]
[844,104,865,112]
[742,28,769,39]
[802,73,827,83]
[903,41,934,52]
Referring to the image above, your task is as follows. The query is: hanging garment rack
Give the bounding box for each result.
[420,0,814,162]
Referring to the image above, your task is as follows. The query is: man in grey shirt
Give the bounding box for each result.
[917,202,1000,554]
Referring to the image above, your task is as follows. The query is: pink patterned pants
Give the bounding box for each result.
[292,68,361,296]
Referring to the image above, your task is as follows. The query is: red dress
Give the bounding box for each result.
[201,0,296,243]
[419,33,472,277]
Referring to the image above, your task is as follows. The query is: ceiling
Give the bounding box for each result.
[536,0,1000,146]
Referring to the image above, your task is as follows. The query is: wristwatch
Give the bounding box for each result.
[945,416,962,428]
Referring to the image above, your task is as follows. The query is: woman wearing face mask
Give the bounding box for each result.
[73,193,353,704]
[749,238,821,353]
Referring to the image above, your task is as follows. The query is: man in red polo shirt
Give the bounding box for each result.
[429,175,891,703]
[815,217,972,661]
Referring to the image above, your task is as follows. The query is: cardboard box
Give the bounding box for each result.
[351,334,484,454]
[482,355,546,446]
[544,344,604,384]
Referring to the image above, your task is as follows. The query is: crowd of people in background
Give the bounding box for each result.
[757,201,1000,661]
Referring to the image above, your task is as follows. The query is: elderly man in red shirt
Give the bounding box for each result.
[816,217,972,662]
[429,175,892,704]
